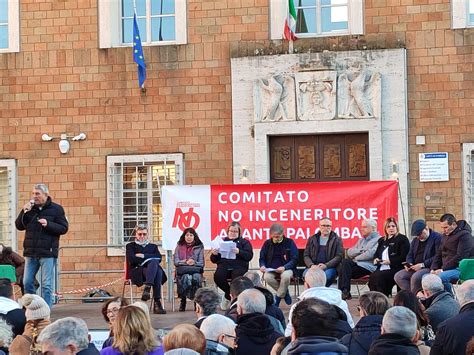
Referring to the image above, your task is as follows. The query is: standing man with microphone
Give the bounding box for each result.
[15,183,68,307]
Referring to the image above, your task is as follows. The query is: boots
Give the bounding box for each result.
[141,285,151,302]
[153,299,166,314]
[179,297,186,312]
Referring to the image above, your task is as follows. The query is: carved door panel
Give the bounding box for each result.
[270,136,295,181]
[345,133,369,180]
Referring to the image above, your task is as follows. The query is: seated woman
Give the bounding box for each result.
[173,227,204,312]
[210,221,253,309]
[368,217,410,297]
[126,224,167,314]
[0,243,25,293]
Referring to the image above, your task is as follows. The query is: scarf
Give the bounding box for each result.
[178,243,195,260]
[135,239,149,247]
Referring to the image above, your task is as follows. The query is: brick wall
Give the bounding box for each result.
[0,0,472,292]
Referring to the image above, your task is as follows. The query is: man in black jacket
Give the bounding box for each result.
[15,183,68,308]
[303,217,343,287]
[430,279,474,355]
[431,213,472,293]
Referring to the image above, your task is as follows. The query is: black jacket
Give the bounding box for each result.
[210,237,253,271]
[304,231,344,269]
[235,312,281,355]
[340,315,383,355]
[374,233,410,272]
[259,237,298,272]
[78,343,100,355]
[15,196,68,258]
[430,302,474,355]
[405,229,442,268]
[368,333,419,355]
[431,220,473,271]
[205,339,234,355]
[125,242,167,286]
[255,286,286,329]
[422,290,459,332]
[287,336,348,355]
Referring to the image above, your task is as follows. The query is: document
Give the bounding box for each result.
[219,240,237,259]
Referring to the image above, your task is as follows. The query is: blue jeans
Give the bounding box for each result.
[438,268,460,293]
[303,267,338,287]
[24,257,56,308]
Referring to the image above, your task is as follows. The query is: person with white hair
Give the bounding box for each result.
[200,314,236,354]
[420,273,459,332]
[235,289,281,355]
[37,317,99,354]
[0,318,13,354]
[284,268,354,337]
[338,219,381,300]
[430,279,474,355]
[368,306,419,355]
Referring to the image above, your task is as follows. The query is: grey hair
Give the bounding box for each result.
[457,279,474,307]
[237,288,266,314]
[304,268,326,288]
[194,287,220,316]
[37,317,89,351]
[363,219,377,229]
[0,318,13,347]
[34,183,49,194]
[243,271,263,287]
[269,223,284,235]
[382,306,417,339]
[421,274,444,294]
[200,314,236,342]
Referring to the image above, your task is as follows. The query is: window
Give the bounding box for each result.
[463,144,474,226]
[452,0,474,28]
[270,0,363,39]
[107,154,183,254]
[98,0,187,48]
[0,160,17,248]
[0,0,19,53]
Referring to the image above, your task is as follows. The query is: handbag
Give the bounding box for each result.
[176,265,202,275]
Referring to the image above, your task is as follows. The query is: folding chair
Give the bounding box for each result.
[352,275,370,297]
[121,261,134,303]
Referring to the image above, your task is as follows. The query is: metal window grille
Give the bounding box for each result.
[464,146,474,226]
[107,154,183,246]
[0,160,17,248]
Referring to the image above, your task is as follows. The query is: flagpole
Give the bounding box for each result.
[287,1,294,54]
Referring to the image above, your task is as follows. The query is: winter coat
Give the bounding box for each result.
[430,302,474,355]
[431,220,473,271]
[15,196,68,258]
[235,312,281,355]
[100,345,164,355]
[78,343,100,355]
[259,237,298,273]
[405,229,442,268]
[304,231,344,269]
[255,286,286,329]
[346,232,381,272]
[368,333,420,355]
[173,243,205,270]
[0,296,26,337]
[204,340,234,355]
[422,290,460,332]
[286,336,348,355]
[210,237,253,272]
[0,245,25,285]
[340,315,383,355]
[373,233,410,272]
[125,241,167,287]
[285,286,354,336]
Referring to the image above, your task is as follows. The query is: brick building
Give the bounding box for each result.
[0,0,472,296]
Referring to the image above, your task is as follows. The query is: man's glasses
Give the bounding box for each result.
[320,224,332,227]
[136,233,148,236]
[223,333,237,344]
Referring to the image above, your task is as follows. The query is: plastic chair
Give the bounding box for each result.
[459,259,474,282]
[0,265,17,283]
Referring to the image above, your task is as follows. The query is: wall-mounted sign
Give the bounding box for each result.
[425,207,445,221]
[419,152,449,182]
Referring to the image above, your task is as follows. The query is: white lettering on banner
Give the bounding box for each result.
[219,227,363,241]
[246,208,378,222]
[218,190,309,204]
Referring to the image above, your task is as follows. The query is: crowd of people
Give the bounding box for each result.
[0,183,473,354]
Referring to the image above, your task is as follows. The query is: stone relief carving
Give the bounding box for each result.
[295,71,337,121]
[337,63,381,118]
[253,75,296,122]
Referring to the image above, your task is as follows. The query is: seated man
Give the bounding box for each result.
[303,217,343,287]
[224,276,254,321]
[194,287,220,328]
[338,219,380,300]
[420,274,459,332]
[126,224,167,314]
[369,306,420,355]
[394,219,442,294]
[201,314,236,354]
[431,213,473,293]
[259,223,298,306]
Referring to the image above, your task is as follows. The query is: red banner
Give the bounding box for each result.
[210,181,398,249]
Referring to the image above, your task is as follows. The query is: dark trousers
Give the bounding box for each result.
[368,269,398,297]
[214,266,247,300]
[143,259,163,300]
[338,259,371,293]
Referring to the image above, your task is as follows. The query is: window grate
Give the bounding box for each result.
[0,160,17,248]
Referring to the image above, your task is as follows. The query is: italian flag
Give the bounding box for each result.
[283,0,298,41]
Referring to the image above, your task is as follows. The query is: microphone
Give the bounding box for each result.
[24,199,35,213]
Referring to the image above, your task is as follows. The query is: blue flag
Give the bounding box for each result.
[133,13,146,88]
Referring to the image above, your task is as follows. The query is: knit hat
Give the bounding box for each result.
[411,219,427,237]
[18,294,50,320]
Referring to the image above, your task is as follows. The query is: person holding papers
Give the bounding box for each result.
[126,224,167,314]
[211,221,254,310]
